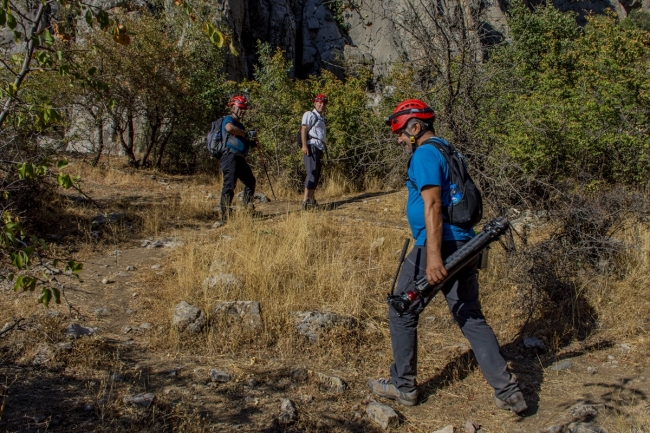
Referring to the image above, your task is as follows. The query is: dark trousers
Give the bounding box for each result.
[220,150,256,220]
[389,242,519,400]
[303,144,323,189]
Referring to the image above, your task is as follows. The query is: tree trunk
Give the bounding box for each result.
[139,114,159,167]
[91,119,104,167]
[118,111,137,164]
[155,127,173,169]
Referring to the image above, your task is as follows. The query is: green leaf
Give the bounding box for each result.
[7,272,13,282]
[52,287,61,304]
[12,30,21,43]
[56,50,63,61]
[56,173,74,189]
[0,9,6,26]
[210,30,224,48]
[66,260,83,274]
[87,66,97,76]
[56,159,68,170]
[41,28,54,46]
[85,9,92,27]
[58,65,69,76]
[6,12,16,30]
[2,0,7,10]
[97,9,109,30]
[39,288,52,306]
[229,40,238,56]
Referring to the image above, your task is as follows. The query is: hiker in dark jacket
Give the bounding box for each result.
[300,94,327,210]
[367,99,528,414]
[217,95,257,226]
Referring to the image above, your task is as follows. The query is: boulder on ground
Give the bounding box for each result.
[290,311,356,342]
[278,398,296,424]
[123,393,155,407]
[317,372,346,393]
[202,274,239,291]
[366,401,399,430]
[172,301,206,334]
[213,301,262,329]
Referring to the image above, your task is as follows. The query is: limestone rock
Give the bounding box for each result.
[172,301,206,334]
[123,392,155,407]
[278,398,296,424]
[550,360,573,371]
[65,323,97,339]
[317,372,346,393]
[432,426,454,433]
[523,336,545,349]
[365,401,399,430]
[32,344,55,365]
[209,369,231,382]
[290,310,356,342]
[213,301,262,329]
[567,422,609,433]
[202,274,239,291]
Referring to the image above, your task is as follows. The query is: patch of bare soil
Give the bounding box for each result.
[1,171,648,433]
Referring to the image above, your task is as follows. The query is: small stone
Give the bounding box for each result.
[366,401,399,430]
[108,249,122,256]
[567,422,609,433]
[550,360,573,371]
[132,292,138,298]
[123,392,155,407]
[246,378,258,387]
[291,367,309,382]
[101,277,113,285]
[55,342,73,352]
[370,237,385,250]
[151,264,161,270]
[32,344,55,365]
[65,323,96,339]
[206,193,214,199]
[587,366,598,374]
[571,402,602,419]
[523,336,545,349]
[363,200,368,204]
[122,326,132,334]
[139,322,152,330]
[172,301,206,334]
[619,343,632,351]
[465,420,481,433]
[607,355,615,361]
[94,307,110,316]
[301,393,313,402]
[278,398,296,424]
[209,369,231,382]
[211,221,225,228]
[432,426,454,433]
[538,426,565,433]
[126,266,136,271]
[126,309,136,315]
[317,372,346,393]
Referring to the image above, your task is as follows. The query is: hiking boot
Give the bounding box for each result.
[302,199,318,210]
[367,378,417,406]
[494,391,528,414]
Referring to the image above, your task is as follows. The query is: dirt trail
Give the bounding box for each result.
[2,183,649,433]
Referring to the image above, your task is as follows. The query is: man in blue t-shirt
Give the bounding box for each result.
[216,96,258,226]
[367,99,527,414]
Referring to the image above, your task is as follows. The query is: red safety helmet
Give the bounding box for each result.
[228,95,248,110]
[314,94,328,103]
[385,99,435,134]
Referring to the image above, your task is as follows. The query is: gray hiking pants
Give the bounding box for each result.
[303,144,323,190]
[388,242,519,401]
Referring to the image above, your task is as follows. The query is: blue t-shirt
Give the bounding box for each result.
[222,115,250,155]
[406,138,475,246]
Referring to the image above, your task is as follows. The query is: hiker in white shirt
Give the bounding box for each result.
[300,94,327,209]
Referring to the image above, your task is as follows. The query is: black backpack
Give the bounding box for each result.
[296,112,319,148]
[410,138,483,229]
[206,117,227,158]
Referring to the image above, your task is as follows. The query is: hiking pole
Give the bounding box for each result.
[255,142,276,201]
[390,238,411,295]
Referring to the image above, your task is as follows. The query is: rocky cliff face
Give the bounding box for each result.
[217,0,645,79]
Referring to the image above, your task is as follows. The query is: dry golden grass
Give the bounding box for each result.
[3,159,650,432]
